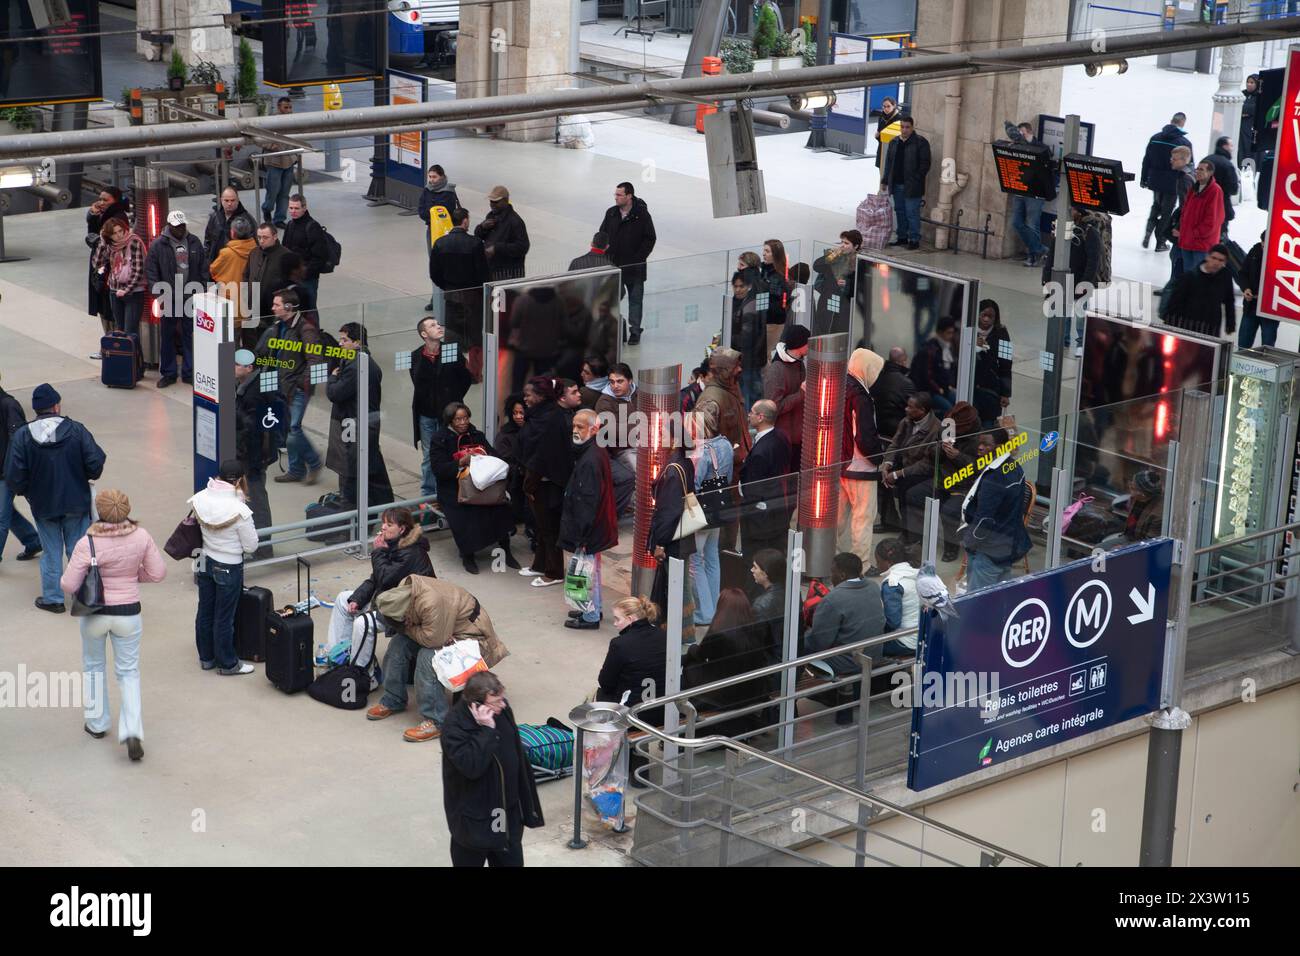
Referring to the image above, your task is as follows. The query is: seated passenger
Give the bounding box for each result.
[597,596,667,725]
[327,507,433,688]
[681,588,776,737]
[873,537,920,659]
[368,574,509,743]
[800,552,886,727]
[749,548,786,660]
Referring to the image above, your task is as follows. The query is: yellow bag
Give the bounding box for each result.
[428,205,453,249]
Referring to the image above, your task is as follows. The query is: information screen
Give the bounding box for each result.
[1063,153,1130,216]
[261,0,384,87]
[991,142,1055,200]
[0,0,102,107]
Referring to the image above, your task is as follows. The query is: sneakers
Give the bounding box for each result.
[273,473,304,484]
[16,545,41,561]
[367,703,399,721]
[84,724,107,739]
[530,576,562,588]
[125,737,143,761]
[35,598,65,614]
[518,567,544,577]
[89,351,102,360]
[218,662,255,676]
[1074,344,1084,358]
[1023,253,1040,267]
[403,720,442,742]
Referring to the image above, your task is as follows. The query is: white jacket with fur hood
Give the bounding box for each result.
[189,478,258,565]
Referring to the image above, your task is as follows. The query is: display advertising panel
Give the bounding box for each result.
[261,0,385,87]
[1258,46,1300,323]
[0,0,102,107]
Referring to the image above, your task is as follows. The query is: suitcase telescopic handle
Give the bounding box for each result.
[296,555,311,605]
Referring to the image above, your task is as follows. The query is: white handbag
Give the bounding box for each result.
[669,462,709,541]
[468,454,509,490]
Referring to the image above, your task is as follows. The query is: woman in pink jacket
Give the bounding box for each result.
[61,489,167,762]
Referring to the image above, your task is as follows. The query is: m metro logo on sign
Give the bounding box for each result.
[1259,46,1300,323]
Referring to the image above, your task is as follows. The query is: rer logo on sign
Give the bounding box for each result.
[1001,598,1051,668]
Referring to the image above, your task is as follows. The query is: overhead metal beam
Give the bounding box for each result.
[2,17,1299,163]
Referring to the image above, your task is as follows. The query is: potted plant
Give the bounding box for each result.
[227,38,262,117]
[167,49,187,91]
[0,106,39,134]
[720,37,754,75]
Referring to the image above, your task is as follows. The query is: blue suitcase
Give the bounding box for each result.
[101,332,142,388]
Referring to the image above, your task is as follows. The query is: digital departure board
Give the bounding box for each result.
[1062,153,1130,216]
[0,0,102,107]
[991,141,1056,200]
[262,0,385,87]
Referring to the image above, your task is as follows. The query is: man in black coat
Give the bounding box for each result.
[882,116,931,249]
[598,182,657,345]
[410,316,472,499]
[871,346,916,438]
[432,207,492,351]
[1140,113,1193,249]
[282,194,330,300]
[325,323,394,507]
[0,377,41,561]
[1201,137,1239,239]
[1165,244,1235,338]
[442,671,544,867]
[245,222,291,333]
[474,185,530,281]
[559,410,618,630]
[204,186,251,261]
[569,231,614,271]
[737,400,793,564]
[233,351,275,557]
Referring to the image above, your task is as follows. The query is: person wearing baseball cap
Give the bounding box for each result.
[61,488,167,761]
[144,206,210,388]
[4,384,107,612]
[474,185,530,281]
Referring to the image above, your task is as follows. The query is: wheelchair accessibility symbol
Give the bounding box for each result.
[262,408,280,430]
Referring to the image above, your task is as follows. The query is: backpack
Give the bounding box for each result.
[320,226,342,274]
[428,205,453,249]
[307,616,379,709]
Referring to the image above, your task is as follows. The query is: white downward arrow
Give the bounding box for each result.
[1127,583,1155,625]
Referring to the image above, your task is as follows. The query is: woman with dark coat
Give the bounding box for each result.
[972,298,1013,427]
[494,393,535,549]
[597,596,669,725]
[759,238,791,325]
[646,441,696,617]
[85,187,130,351]
[1239,74,1260,170]
[681,588,777,737]
[441,671,544,867]
[874,96,903,170]
[347,507,435,609]
[429,402,518,575]
[518,377,573,587]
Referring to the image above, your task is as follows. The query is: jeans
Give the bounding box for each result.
[428,284,446,321]
[300,275,320,303]
[0,479,39,557]
[419,414,439,498]
[1011,195,1046,258]
[1238,310,1279,349]
[740,367,764,411]
[286,389,321,478]
[195,558,244,669]
[581,552,603,624]
[379,633,449,725]
[876,637,916,658]
[690,527,721,624]
[81,612,144,742]
[1067,297,1088,347]
[110,290,144,337]
[36,513,91,604]
[966,550,1012,592]
[159,310,194,380]
[624,279,645,335]
[891,185,922,243]
[1179,248,1206,275]
[929,390,954,414]
[263,165,294,225]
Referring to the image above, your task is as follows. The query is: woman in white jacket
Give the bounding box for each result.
[190,459,260,675]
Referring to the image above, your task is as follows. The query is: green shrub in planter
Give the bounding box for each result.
[720,37,754,75]
[238,38,259,102]
[0,106,38,131]
[772,31,794,58]
[753,6,778,58]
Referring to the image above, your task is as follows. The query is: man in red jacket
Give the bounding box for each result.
[1174,161,1224,278]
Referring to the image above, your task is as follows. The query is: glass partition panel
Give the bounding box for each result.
[636,281,728,386]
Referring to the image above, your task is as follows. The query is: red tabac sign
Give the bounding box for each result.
[1259,46,1300,323]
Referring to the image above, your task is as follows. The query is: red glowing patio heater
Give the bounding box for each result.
[133,166,168,369]
[630,364,683,599]
[798,332,849,580]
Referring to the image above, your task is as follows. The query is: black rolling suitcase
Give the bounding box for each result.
[236,585,273,662]
[265,558,314,694]
[101,331,142,388]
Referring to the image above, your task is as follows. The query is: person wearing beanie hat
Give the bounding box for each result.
[5,386,106,612]
[0,372,41,562]
[763,324,810,469]
[838,348,886,567]
[60,489,166,760]
[902,399,981,561]
[474,185,530,281]
[189,459,260,675]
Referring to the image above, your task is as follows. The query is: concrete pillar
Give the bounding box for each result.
[911,0,1068,258]
[1209,0,1248,159]
[455,0,573,142]
[137,0,234,69]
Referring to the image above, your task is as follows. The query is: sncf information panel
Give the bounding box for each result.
[1258,45,1300,324]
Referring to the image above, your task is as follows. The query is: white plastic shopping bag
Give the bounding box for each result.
[432,639,487,691]
[468,454,509,490]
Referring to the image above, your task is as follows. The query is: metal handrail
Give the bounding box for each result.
[624,629,1046,867]
[1193,516,1300,556]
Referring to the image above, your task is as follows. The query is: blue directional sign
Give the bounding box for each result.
[907,539,1173,792]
